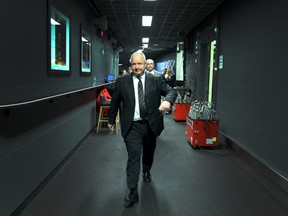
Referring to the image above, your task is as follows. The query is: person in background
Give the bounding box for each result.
[119,69,127,77]
[161,68,176,114]
[108,51,177,207]
[162,68,176,88]
[128,66,133,73]
[161,68,168,77]
[145,59,161,76]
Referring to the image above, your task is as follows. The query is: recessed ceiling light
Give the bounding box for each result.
[142,16,152,26]
[142,38,149,43]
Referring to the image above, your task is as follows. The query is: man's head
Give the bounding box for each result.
[129,52,146,77]
[119,69,127,76]
[167,69,174,76]
[128,66,132,73]
[146,59,155,72]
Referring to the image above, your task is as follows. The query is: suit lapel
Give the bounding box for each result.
[144,72,152,99]
[128,73,135,101]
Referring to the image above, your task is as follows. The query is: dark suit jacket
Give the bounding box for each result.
[108,72,177,138]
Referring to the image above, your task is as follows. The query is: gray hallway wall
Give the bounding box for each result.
[183,0,288,193]
[217,0,288,182]
[0,0,115,215]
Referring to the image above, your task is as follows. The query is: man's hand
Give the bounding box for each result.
[158,101,171,112]
[108,123,115,132]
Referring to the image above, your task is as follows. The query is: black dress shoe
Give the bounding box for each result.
[143,171,151,183]
[124,191,139,207]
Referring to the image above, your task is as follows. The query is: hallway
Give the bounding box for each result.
[17,115,288,216]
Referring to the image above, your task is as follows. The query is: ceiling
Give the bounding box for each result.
[87,0,225,65]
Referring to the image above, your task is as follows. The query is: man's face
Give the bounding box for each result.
[131,54,146,77]
[146,60,154,72]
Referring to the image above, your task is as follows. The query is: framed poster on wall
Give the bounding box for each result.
[48,3,71,76]
[80,25,92,76]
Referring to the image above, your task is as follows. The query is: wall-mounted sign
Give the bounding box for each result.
[219,55,223,69]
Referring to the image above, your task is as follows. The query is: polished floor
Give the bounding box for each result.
[18,115,288,216]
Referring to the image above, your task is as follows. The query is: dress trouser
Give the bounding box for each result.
[124,121,157,190]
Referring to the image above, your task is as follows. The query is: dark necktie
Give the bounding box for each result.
[137,76,146,119]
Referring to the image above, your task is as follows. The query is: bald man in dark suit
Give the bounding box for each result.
[108,51,177,207]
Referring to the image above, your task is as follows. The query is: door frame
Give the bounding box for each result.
[196,24,219,106]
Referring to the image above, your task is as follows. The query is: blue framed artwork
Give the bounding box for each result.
[49,3,70,76]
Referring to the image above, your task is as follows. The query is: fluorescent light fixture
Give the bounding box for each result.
[144,0,156,1]
[81,37,88,42]
[142,38,149,43]
[142,44,148,48]
[50,18,60,25]
[142,16,152,26]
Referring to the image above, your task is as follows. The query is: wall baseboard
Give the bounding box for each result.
[219,132,288,207]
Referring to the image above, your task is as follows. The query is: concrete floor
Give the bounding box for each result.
[17,115,288,216]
